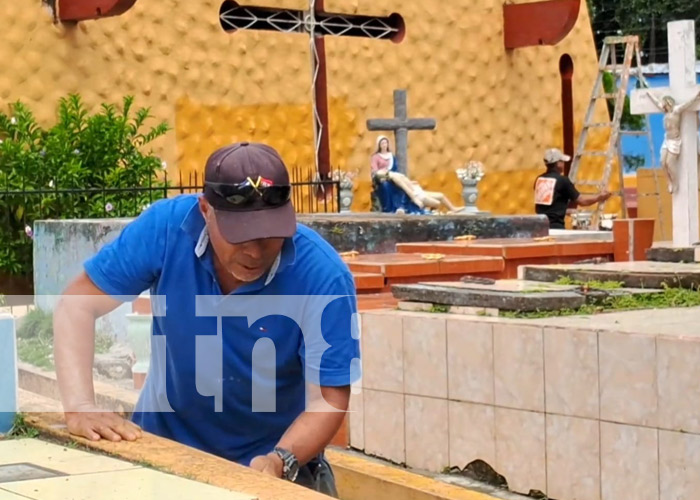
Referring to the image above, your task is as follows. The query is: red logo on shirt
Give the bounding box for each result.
[534,178,556,206]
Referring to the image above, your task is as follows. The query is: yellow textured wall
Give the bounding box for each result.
[0,0,617,215]
[636,168,700,242]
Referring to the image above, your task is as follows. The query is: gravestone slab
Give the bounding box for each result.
[419,279,579,293]
[392,279,664,312]
[646,246,700,263]
[520,261,700,289]
[392,280,588,311]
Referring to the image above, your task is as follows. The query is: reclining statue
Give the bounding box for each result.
[370,136,462,213]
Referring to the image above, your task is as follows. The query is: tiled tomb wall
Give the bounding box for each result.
[349,310,700,500]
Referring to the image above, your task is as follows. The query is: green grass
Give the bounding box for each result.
[502,284,700,319]
[17,337,54,370]
[7,413,40,439]
[16,308,113,370]
[429,304,450,313]
[554,276,625,289]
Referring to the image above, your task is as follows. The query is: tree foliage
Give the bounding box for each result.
[587,0,700,63]
[0,94,170,278]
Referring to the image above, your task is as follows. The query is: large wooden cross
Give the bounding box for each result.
[220,1,404,179]
[366,89,437,175]
[631,20,700,247]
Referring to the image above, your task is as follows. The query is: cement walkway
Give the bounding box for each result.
[0,439,255,500]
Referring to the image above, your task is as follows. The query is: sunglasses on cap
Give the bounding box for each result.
[205,176,291,207]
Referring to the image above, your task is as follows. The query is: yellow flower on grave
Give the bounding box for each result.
[421,253,446,261]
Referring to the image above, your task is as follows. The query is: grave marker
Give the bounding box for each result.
[367,89,437,175]
[0,314,18,434]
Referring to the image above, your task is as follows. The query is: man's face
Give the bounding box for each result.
[199,198,284,282]
[556,160,565,172]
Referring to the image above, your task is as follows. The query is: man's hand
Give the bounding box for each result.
[249,453,283,478]
[598,191,612,202]
[65,406,143,442]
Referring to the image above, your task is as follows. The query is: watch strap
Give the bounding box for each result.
[273,447,299,481]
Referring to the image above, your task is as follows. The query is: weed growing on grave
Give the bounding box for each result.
[7,413,40,439]
[16,308,113,370]
[554,276,624,289]
[430,304,450,313]
[503,284,700,318]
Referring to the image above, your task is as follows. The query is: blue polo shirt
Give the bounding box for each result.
[83,194,361,465]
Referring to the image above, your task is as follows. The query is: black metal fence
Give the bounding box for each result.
[0,167,341,221]
[0,166,341,280]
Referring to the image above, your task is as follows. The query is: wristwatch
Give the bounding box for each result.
[272,447,299,482]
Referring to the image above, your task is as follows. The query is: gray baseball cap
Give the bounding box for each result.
[544,148,571,163]
[203,142,296,244]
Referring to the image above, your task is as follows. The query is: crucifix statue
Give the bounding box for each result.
[366,89,437,175]
[648,92,700,194]
[631,20,700,247]
[220,1,404,179]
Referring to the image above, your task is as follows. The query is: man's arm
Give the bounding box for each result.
[251,272,360,478]
[54,272,143,441]
[646,90,665,110]
[678,90,700,113]
[53,201,166,441]
[574,191,611,207]
[250,385,350,476]
[563,177,611,207]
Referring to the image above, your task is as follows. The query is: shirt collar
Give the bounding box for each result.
[181,197,297,286]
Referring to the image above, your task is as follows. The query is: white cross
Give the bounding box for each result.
[631,20,700,247]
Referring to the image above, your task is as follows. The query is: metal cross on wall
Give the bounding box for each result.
[220,1,405,179]
[366,89,437,175]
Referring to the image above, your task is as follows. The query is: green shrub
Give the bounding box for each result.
[0,94,171,278]
[16,307,114,370]
[16,307,53,341]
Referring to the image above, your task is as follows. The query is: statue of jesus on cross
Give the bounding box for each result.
[644,90,700,193]
[631,20,700,247]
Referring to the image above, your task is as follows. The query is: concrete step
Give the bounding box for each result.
[397,238,614,260]
[19,413,329,500]
[352,272,385,293]
[14,411,506,500]
[343,253,504,291]
[327,448,517,500]
[17,388,62,413]
[356,292,398,311]
[396,238,615,278]
[520,261,700,289]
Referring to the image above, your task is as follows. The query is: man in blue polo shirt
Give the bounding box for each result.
[52,142,361,496]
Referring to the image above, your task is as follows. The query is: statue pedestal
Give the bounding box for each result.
[456,207,491,216]
[0,314,17,434]
[458,177,485,213]
[339,187,354,213]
